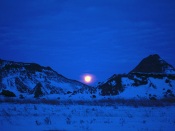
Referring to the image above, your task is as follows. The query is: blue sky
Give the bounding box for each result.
[0,0,175,85]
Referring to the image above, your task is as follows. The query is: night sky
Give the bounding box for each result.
[1,0,175,85]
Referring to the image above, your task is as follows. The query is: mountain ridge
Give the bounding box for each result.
[1,54,175,100]
[0,58,96,99]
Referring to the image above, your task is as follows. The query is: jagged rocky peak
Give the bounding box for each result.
[130,54,175,74]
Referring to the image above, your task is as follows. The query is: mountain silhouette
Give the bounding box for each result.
[130,54,175,74]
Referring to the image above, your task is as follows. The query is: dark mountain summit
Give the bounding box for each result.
[130,54,175,74]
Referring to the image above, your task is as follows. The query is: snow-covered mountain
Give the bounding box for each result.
[0,59,96,99]
[1,54,175,100]
[98,54,175,100]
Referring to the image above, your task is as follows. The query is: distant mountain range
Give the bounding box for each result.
[0,54,175,100]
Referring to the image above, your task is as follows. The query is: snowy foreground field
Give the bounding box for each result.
[0,99,175,131]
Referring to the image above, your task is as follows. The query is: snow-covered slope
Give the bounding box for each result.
[1,103,175,131]
[98,73,175,99]
[0,59,96,99]
[98,54,175,99]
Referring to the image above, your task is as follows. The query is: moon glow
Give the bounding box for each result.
[84,75,92,83]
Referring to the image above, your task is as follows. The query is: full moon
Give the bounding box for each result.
[84,75,92,83]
